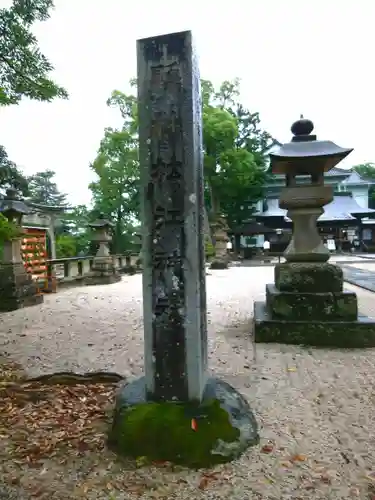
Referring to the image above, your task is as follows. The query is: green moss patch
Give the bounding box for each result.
[109,399,240,468]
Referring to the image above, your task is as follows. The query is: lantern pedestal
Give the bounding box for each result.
[0,262,43,312]
[0,187,44,312]
[253,262,375,347]
[84,256,121,286]
[210,216,229,270]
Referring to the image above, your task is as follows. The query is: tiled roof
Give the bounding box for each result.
[258,193,375,223]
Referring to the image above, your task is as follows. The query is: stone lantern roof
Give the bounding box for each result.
[269,117,354,175]
[89,213,114,229]
[0,188,31,217]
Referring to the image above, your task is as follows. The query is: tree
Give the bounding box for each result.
[27,170,67,206]
[91,78,276,253]
[0,0,68,105]
[55,233,77,258]
[353,163,375,209]
[0,145,28,196]
[58,204,92,255]
[353,162,375,179]
[0,0,68,247]
[202,78,276,228]
[89,86,140,254]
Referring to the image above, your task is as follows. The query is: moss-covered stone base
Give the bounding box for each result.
[254,301,375,347]
[108,376,259,469]
[275,262,343,293]
[266,284,358,321]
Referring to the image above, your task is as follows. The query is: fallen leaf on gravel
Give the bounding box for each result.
[291,454,307,462]
[280,461,293,468]
[198,471,221,490]
[198,477,209,490]
[0,376,117,463]
[261,443,274,453]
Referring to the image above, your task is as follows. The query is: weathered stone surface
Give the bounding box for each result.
[266,283,358,321]
[253,301,375,347]
[109,376,259,467]
[84,258,121,286]
[275,262,343,293]
[0,263,43,312]
[137,30,207,402]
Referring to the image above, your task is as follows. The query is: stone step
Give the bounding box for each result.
[253,301,375,348]
[266,283,358,321]
[275,262,343,293]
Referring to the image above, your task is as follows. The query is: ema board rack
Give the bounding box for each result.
[21,227,48,291]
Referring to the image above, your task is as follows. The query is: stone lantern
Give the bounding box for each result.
[84,213,121,285]
[0,188,43,311]
[253,117,375,347]
[210,215,230,269]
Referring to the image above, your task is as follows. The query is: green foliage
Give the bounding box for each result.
[205,236,215,259]
[58,204,91,254]
[0,146,28,196]
[202,78,276,228]
[353,163,375,209]
[0,213,21,245]
[27,170,67,206]
[353,162,375,179]
[92,77,275,250]
[109,399,239,468]
[0,0,68,105]
[55,234,77,258]
[90,86,140,254]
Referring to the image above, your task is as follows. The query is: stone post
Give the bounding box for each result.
[254,117,375,347]
[84,213,121,286]
[0,188,43,311]
[109,30,258,468]
[210,215,229,269]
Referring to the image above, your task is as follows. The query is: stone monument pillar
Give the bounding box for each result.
[84,214,121,286]
[0,188,43,311]
[254,117,375,347]
[109,30,258,468]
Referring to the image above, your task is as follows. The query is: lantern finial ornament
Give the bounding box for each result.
[291,116,315,141]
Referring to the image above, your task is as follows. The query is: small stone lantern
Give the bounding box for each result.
[253,117,375,348]
[84,213,121,285]
[0,188,43,311]
[0,188,31,264]
[210,215,230,269]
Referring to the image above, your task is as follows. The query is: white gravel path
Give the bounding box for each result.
[1,267,375,499]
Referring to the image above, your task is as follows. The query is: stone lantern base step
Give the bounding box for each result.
[266,284,358,321]
[84,273,121,286]
[275,262,343,293]
[253,301,375,348]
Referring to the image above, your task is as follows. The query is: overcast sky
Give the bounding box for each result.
[0,0,374,205]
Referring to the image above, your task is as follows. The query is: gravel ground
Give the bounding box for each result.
[346,262,375,271]
[1,267,375,499]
